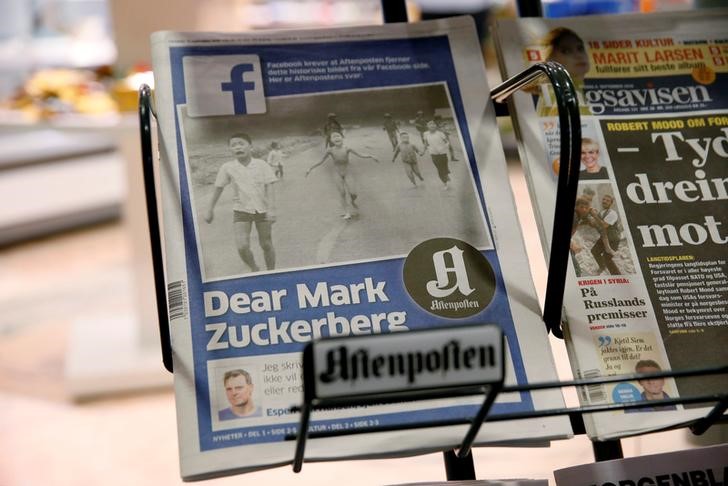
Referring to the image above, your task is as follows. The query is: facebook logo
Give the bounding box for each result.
[222,64,256,114]
[183,54,266,117]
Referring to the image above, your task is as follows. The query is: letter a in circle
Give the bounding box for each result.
[426,246,475,298]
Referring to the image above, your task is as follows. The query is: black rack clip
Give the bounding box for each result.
[690,393,728,436]
[491,61,581,339]
[138,85,173,373]
[288,358,728,472]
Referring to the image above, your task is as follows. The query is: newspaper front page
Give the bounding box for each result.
[495,10,728,440]
[151,17,570,480]
[554,443,728,486]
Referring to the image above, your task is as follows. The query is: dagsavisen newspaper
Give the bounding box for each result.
[151,17,570,480]
[495,10,727,440]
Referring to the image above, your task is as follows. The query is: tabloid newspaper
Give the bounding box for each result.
[151,17,571,480]
[554,443,728,486]
[494,10,728,440]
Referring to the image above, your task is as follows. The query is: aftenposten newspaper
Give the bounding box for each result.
[151,17,570,480]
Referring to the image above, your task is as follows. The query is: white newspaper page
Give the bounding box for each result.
[495,10,728,440]
[152,17,570,480]
[554,443,728,486]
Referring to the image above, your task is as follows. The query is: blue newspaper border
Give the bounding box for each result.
[168,35,536,451]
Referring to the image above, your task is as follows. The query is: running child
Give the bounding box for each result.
[423,120,452,190]
[433,114,458,161]
[392,131,425,187]
[322,113,343,149]
[267,141,284,179]
[305,131,379,220]
[413,110,428,144]
[382,113,399,150]
[205,132,278,272]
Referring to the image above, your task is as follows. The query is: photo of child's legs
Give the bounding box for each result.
[447,136,458,161]
[233,221,259,272]
[411,161,424,181]
[333,173,357,218]
[404,164,416,185]
[431,154,450,186]
[343,174,359,212]
[386,131,397,149]
[255,220,276,270]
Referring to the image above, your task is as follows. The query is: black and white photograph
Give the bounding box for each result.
[570,182,635,278]
[180,83,492,281]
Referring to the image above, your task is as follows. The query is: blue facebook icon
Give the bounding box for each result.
[221,63,256,114]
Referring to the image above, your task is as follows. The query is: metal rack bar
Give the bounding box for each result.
[458,383,503,458]
[444,450,476,480]
[285,366,728,442]
[491,62,581,338]
[381,0,408,23]
[691,395,728,436]
[516,0,544,17]
[138,85,173,372]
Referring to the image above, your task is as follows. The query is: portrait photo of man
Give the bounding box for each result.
[218,369,262,420]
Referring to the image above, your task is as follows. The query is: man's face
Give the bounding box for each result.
[581,144,599,168]
[637,366,664,395]
[427,121,437,132]
[601,195,613,209]
[225,375,253,407]
[229,137,252,158]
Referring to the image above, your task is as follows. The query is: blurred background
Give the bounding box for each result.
[0,1,724,485]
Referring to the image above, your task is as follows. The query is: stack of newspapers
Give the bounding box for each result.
[494,9,728,441]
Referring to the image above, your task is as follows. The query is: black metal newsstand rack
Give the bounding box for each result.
[136,0,728,481]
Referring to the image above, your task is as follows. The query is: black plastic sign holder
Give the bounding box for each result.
[290,325,507,473]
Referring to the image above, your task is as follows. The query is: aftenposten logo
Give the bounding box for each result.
[403,238,495,318]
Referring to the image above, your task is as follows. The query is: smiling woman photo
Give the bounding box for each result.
[579,137,609,180]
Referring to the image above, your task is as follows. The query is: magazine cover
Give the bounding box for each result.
[151,17,570,480]
[495,10,728,440]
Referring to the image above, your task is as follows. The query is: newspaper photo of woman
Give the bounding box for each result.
[544,27,590,85]
[535,26,593,117]
[579,138,609,180]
